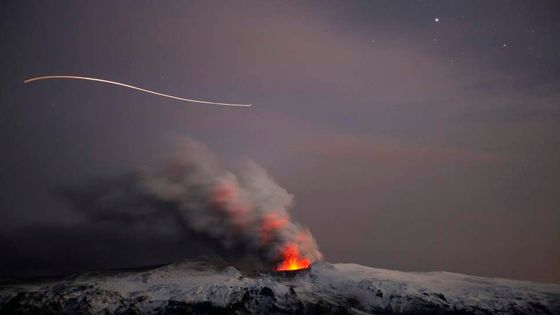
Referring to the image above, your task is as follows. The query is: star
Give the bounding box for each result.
[434,17,439,23]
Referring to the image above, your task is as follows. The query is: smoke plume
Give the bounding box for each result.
[64,139,322,270]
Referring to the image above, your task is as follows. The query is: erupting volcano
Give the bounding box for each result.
[3,140,560,314]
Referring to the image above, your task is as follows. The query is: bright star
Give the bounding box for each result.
[434,17,439,22]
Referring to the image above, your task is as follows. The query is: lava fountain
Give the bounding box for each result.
[275,243,311,271]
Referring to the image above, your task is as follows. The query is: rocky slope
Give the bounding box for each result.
[1,260,559,314]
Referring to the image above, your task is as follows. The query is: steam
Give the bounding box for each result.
[65,139,322,270]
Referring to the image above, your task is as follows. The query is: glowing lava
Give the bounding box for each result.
[274,243,311,271]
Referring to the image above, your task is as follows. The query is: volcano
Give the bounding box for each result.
[1,259,559,314]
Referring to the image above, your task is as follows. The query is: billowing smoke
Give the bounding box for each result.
[64,139,322,270]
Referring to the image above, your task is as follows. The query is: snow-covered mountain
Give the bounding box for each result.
[1,259,559,314]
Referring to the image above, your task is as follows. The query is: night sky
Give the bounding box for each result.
[1,1,559,283]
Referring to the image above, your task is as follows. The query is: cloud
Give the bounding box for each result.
[292,134,504,168]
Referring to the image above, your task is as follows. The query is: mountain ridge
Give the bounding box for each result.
[1,259,559,314]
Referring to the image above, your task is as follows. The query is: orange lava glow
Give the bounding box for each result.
[260,212,288,245]
[274,243,311,271]
[211,182,237,205]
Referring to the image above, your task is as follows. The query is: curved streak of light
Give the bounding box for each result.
[24,75,252,108]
